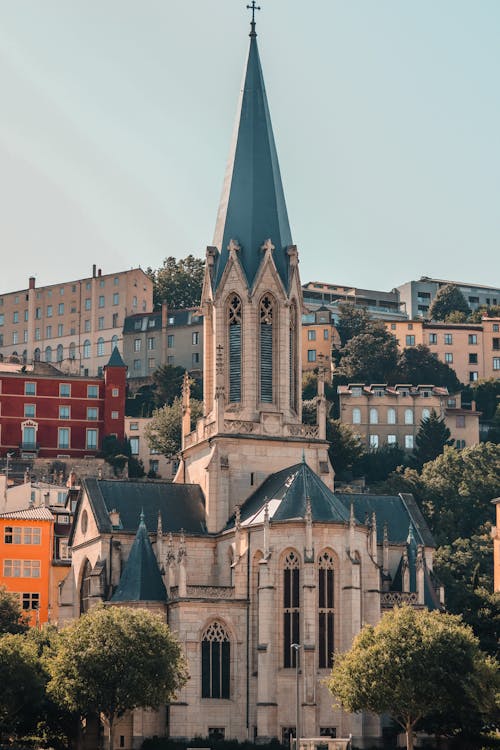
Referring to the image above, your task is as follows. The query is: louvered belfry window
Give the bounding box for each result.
[283,550,300,667]
[289,302,298,412]
[228,295,242,402]
[260,295,274,403]
[201,621,230,699]
[318,551,335,668]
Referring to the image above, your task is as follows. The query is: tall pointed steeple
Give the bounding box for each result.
[213,24,293,291]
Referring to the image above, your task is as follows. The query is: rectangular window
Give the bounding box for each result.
[45,325,52,338]
[147,337,155,350]
[456,415,466,428]
[493,358,500,370]
[98,295,105,308]
[112,388,119,397]
[21,592,40,610]
[112,312,119,327]
[493,338,500,351]
[406,335,415,346]
[113,293,119,305]
[307,349,316,362]
[84,319,91,332]
[24,310,28,322]
[58,303,64,315]
[369,434,379,448]
[12,331,18,345]
[405,434,414,449]
[59,406,70,420]
[148,357,156,369]
[469,371,478,382]
[25,382,36,396]
[133,359,141,370]
[85,298,91,311]
[86,429,98,450]
[98,316,104,330]
[111,411,119,420]
[469,353,478,364]
[35,327,41,340]
[167,355,175,364]
[46,306,53,318]
[3,559,21,577]
[192,353,200,365]
[390,323,396,330]
[192,331,199,345]
[387,434,397,444]
[22,527,41,545]
[129,422,139,430]
[58,323,63,336]
[468,334,477,345]
[445,352,453,364]
[308,330,316,341]
[167,334,174,348]
[23,330,28,343]
[130,437,139,455]
[134,338,141,351]
[58,428,70,449]
[35,307,41,319]
[24,404,36,418]
[87,385,98,398]
[323,328,329,340]
[87,407,98,420]
[444,334,453,345]
[60,383,71,397]
[0,313,3,325]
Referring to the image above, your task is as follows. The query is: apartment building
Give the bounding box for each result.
[385,317,500,384]
[301,306,340,377]
[303,281,407,320]
[123,306,203,388]
[0,266,153,377]
[125,416,177,479]
[338,383,480,450]
[0,350,126,459]
[396,277,500,319]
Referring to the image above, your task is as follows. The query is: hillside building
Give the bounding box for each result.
[396,277,500,319]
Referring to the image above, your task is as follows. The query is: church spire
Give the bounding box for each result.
[212,21,293,292]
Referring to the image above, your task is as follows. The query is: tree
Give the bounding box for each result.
[468,304,500,323]
[355,444,408,484]
[334,304,372,347]
[396,345,462,391]
[428,284,470,321]
[337,324,399,383]
[326,419,365,478]
[413,409,453,469]
[327,605,499,750]
[0,633,45,741]
[144,397,203,458]
[147,255,205,309]
[0,585,29,635]
[48,606,188,750]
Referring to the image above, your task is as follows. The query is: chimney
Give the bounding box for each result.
[98,268,102,277]
[29,276,36,290]
[92,264,97,278]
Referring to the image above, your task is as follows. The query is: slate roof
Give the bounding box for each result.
[72,479,207,542]
[213,32,293,292]
[0,506,54,521]
[106,347,127,368]
[111,513,167,603]
[226,461,350,528]
[336,492,435,547]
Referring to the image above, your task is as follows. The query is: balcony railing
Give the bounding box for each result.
[19,442,39,452]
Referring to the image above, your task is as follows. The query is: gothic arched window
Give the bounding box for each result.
[289,302,298,412]
[260,294,274,403]
[283,550,300,667]
[201,621,230,699]
[318,550,335,668]
[79,559,92,614]
[227,295,242,402]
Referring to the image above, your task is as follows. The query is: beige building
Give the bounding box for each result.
[385,317,500,385]
[125,416,176,479]
[301,307,339,379]
[0,266,152,377]
[338,383,480,450]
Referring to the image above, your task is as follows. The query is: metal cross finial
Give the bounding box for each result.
[246,1,261,36]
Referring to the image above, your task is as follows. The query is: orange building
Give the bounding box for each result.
[0,506,54,625]
[301,306,339,379]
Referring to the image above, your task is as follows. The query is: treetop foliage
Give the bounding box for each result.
[428,284,470,321]
[413,408,453,469]
[0,585,29,635]
[145,396,204,458]
[147,255,205,310]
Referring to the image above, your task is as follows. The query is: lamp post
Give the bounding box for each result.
[3,452,13,506]
[291,643,301,750]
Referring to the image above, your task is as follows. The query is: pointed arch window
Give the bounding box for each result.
[289,302,298,412]
[318,550,335,668]
[201,621,230,699]
[260,295,274,403]
[283,550,300,667]
[228,295,242,403]
[80,559,92,614]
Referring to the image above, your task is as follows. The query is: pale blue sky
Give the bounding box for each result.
[1,1,499,295]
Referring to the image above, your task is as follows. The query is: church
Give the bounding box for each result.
[61,14,440,749]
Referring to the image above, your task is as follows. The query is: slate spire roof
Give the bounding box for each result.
[213,27,293,291]
[111,512,167,603]
[105,347,127,368]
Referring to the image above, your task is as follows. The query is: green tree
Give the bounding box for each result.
[0,585,29,635]
[337,324,399,383]
[147,255,205,309]
[152,364,186,406]
[355,444,408,484]
[468,304,500,322]
[334,303,372,347]
[413,409,453,469]
[396,345,462,391]
[462,378,500,421]
[326,419,365,478]
[0,633,45,741]
[48,606,188,750]
[327,606,499,750]
[428,284,470,321]
[144,397,203,458]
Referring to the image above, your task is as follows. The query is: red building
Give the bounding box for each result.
[0,349,126,458]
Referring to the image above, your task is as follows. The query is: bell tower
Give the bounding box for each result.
[175,19,333,531]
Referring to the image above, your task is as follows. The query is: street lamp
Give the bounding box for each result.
[291,643,301,750]
[3,452,13,506]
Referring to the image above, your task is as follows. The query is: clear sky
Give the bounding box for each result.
[1,0,499,295]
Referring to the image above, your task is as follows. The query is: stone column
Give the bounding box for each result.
[302,557,317,738]
[256,559,277,741]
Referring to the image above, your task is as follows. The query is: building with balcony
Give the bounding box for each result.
[0,350,126,460]
[303,281,407,320]
[396,276,500,319]
[0,266,152,378]
[338,383,480,450]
